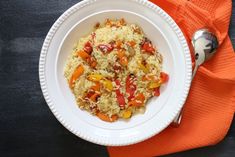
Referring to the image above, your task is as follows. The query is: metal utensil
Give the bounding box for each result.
[172,28,218,127]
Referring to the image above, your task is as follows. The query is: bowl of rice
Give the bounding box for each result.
[40,0,192,146]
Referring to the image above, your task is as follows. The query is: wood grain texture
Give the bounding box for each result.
[0,0,234,157]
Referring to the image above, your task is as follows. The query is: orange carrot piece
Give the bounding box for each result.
[127,41,136,47]
[116,40,123,49]
[90,60,97,68]
[77,50,90,60]
[90,93,100,102]
[136,93,145,102]
[117,50,125,58]
[77,50,97,68]
[128,93,145,107]
[91,82,100,91]
[97,112,118,122]
[120,57,128,66]
[117,50,128,66]
[69,65,84,89]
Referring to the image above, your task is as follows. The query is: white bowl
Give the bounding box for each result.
[39,0,192,146]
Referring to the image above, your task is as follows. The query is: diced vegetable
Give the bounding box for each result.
[113,64,122,74]
[87,74,115,92]
[122,110,132,119]
[98,44,114,54]
[120,57,128,66]
[102,79,113,91]
[90,60,97,68]
[88,75,113,91]
[84,89,100,102]
[115,40,123,49]
[87,74,103,82]
[97,112,118,122]
[77,50,90,60]
[141,41,155,54]
[148,81,161,89]
[84,41,93,54]
[126,75,136,101]
[117,50,128,66]
[90,93,100,102]
[85,90,95,99]
[69,65,84,89]
[135,93,145,102]
[116,90,126,109]
[115,80,126,109]
[87,57,97,68]
[153,87,160,96]
[160,72,169,83]
[142,75,158,81]
[77,50,97,68]
[117,50,124,58]
[138,61,149,73]
[128,93,145,107]
[90,82,100,91]
[127,41,136,47]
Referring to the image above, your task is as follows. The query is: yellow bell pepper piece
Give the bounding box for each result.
[122,110,132,119]
[148,81,161,89]
[87,74,103,82]
[102,79,113,91]
[138,62,149,73]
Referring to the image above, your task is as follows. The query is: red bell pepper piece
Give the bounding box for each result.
[160,72,169,83]
[113,63,122,74]
[141,41,155,54]
[98,44,114,54]
[126,75,136,101]
[84,41,93,54]
[115,80,125,109]
[153,87,160,96]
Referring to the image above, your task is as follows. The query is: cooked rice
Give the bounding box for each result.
[64,19,168,122]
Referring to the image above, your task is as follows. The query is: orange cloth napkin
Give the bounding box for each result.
[108,0,235,156]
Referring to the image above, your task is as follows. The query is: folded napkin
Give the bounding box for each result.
[108,0,235,156]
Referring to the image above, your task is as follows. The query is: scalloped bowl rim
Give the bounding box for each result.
[39,0,192,146]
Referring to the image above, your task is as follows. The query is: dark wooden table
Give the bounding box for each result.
[0,0,234,157]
